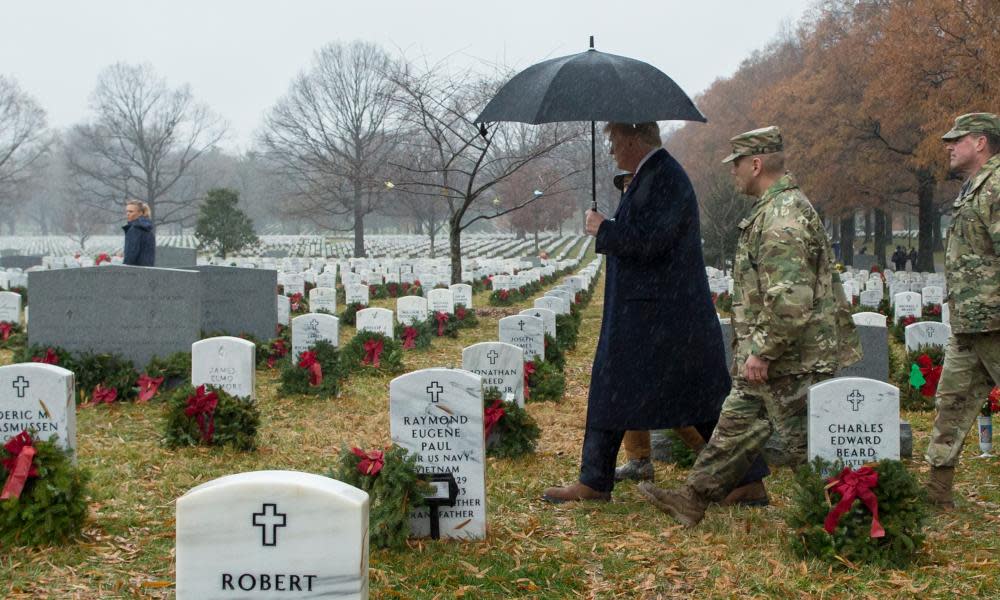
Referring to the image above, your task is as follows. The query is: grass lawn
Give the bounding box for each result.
[2,244,998,599]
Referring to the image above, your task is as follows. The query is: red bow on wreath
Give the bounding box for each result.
[91,384,118,405]
[988,387,1000,415]
[499,289,510,301]
[351,447,384,476]
[434,311,449,336]
[289,292,303,311]
[1,431,39,500]
[298,351,323,386]
[32,348,59,365]
[823,466,885,538]
[402,326,418,349]
[900,315,918,328]
[456,306,467,321]
[184,385,219,443]
[0,322,12,342]
[484,399,506,439]
[96,253,111,265]
[136,374,164,403]
[523,361,536,402]
[362,339,384,368]
[916,353,942,397]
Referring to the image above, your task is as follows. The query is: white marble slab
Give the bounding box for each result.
[904,321,951,352]
[808,377,900,469]
[0,291,22,324]
[462,342,525,406]
[519,307,556,339]
[309,287,337,314]
[449,283,473,309]
[192,336,256,400]
[345,284,369,307]
[499,315,545,362]
[0,363,76,456]
[355,308,394,337]
[396,296,428,326]
[291,313,340,360]
[427,288,454,315]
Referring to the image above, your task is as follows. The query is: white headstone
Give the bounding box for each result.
[192,337,257,400]
[904,321,952,352]
[389,368,486,540]
[808,377,900,469]
[462,342,525,406]
[0,363,76,456]
[920,286,944,306]
[535,296,568,316]
[499,315,545,362]
[291,314,340,360]
[0,291,22,324]
[858,290,882,308]
[277,295,291,326]
[427,288,454,315]
[176,470,369,599]
[284,274,305,296]
[396,296,429,326]
[852,312,887,328]
[519,307,556,339]
[308,287,337,314]
[355,308,394,337]
[893,292,922,323]
[345,284,369,307]
[449,283,473,309]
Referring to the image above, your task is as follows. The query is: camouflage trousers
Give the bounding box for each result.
[925,332,1000,468]
[687,372,824,502]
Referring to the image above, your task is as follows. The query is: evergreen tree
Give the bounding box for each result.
[195,188,260,258]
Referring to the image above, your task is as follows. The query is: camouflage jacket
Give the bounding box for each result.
[731,173,861,377]
[945,153,1000,334]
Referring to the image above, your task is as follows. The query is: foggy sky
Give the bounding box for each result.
[1,0,812,151]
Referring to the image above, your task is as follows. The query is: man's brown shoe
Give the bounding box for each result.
[927,466,956,509]
[719,481,769,507]
[637,482,707,527]
[541,482,611,504]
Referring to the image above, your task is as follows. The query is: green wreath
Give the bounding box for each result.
[73,351,137,404]
[0,436,90,547]
[555,313,580,351]
[146,352,192,390]
[785,458,926,568]
[339,302,365,326]
[394,320,433,351]
[430,312,461,338]
[893,345,945,411]
[544,334,565,371]
[279,340,342,397]
[454,304,478,329]
[332,444,430,549]
[0,321,25,351]
[340,331,404,375]
[527,360,565,402]
[163,384,260,451]
[483,388,540,459]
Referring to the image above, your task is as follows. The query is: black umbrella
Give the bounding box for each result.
[475,37,706,210]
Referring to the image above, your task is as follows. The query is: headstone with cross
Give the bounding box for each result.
[519,307,556,339]
[291,313,340,361]
[808,377,900,469]
[462,342,525,406]
[389,368,487,540]
[176,470,370,599]
[192,336,257,400]
[498,315,544,362]
[904,321,951,353]
[0,363,76,456]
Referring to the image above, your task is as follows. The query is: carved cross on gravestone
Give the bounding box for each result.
[426,381,444,403]
[846,389,865,412]
[517,320,526,331]
[487,350,499,365]
[252,503,287,547]
[12,376,29,399]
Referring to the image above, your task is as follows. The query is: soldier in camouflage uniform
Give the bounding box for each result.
[925,113,1000,508]
[639,126,861,526]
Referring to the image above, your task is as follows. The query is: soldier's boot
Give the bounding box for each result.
[719,481,769,507]
[637,482,708,528]
[927,466,956,509]
[614,458,654,482]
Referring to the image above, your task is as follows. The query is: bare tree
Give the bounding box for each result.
[0,75,50,228]
[390,61,579,283]
[259,41,400,257]
[65,63,226,227]
[698,170,751,272]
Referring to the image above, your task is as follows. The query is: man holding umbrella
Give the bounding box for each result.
[542,122,765,502]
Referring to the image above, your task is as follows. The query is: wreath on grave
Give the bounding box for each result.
[555,313,580,351]
[786,458,927,568]
[489,289,519,307]
[0,431,90,547]
[454,304,478,329]
[74,352,137,407]
[288,292,309,315]
[406,282,424,298]
[712,291,733,315]
[16,345,73,369]
[164,384,260,451]
[10,286,27,305]
[339,302,365,326]
[146,351,192,392]
[332,444,430,550]
[923,303,943,323]
[394,320,433,351]
[889,314,919,344]
[472,276,491,294]
[340,331,404,375]
[431,311,460,338]
[483,388,540,459]
[256,326,293,369]
[525,360,565,403]
[0,321,24,350]
[279,341,342,397]
[544,334,565,371]
[893,345,945,411]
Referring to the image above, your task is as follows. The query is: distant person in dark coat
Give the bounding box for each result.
[542,122,766,503]
[892,246,907,271]
[123,199,156,267]
[908,247,918,270]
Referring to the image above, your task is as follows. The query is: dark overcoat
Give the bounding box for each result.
[122,217,156,267]
[588,148,730,430]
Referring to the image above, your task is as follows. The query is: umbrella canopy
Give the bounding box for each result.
[476,47,706,125]
[475,39,705,210]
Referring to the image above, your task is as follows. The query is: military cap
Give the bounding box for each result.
[941,112,1000,140]
[721,126,783,164]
